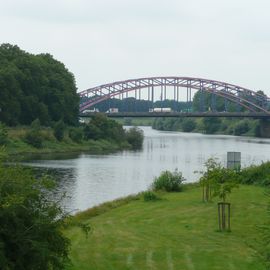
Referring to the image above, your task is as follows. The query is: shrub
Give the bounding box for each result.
[239,161,270,186]
[0,122,8,145]
[69,127,83,143]
[143,191,160,201]
[54,120,65,141]
[152,170,185,192]
[31,118,41,131]
[83,123,101,140]
[125,127,144,150]
[24,119,44,148]
[24,130,43,148]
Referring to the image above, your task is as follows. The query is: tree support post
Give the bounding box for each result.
[218,202,231,231]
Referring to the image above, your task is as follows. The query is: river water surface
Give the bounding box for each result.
[24,127,270,212]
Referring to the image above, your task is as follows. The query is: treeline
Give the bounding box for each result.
[153,117,261,137]
[0,43,79,126]
[81,97,192,112]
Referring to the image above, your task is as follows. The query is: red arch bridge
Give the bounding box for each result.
[78,77,270,118]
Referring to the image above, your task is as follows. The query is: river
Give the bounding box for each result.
[23,127,270,212]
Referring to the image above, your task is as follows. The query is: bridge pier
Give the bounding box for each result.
[259,119,270,138]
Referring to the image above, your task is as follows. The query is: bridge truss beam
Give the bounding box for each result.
[79,77,270,114]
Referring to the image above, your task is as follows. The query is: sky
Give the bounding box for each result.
[0,0,270,95]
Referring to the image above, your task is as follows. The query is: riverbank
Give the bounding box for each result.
[4,127,131,160]
[65,184,267,270]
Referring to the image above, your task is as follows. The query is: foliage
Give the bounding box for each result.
[31,118,41,131]
[0,43,79,126]
[192,91,238,112]
[24,130,44,148]
[199,158,238,202]
[23,119,44,148]
[83,114,126,143]
[181,118,196,132]
[0,163,70,269]
[152,117,261,137]
[239,161,270,186]
[54,120,65,141]
[152,170,185,192]
[202,117,222,134]
[82,114,143,149]
[233,119,250,135]
[143,191,160,201]
[0,122,8,145]
[68,127,83,143]
[125,127,144,150]
[81,97,191,114]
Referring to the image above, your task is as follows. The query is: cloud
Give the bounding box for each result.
[0,0,270,93]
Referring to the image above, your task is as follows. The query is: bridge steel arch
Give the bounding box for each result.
[79,77,270,113]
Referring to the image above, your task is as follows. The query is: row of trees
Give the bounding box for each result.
[152,117,261,136]
[81,97,192,113]
[0,43,79,126]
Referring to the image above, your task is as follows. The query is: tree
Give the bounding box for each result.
[198,158,219,202]
[182,118,196,132]
[199,158,238,231]
[125,127,144,150]
[0,43,79,126]
[202,117,221,134]
[0,162,70,269]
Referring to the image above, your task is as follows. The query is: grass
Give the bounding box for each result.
[65,185,268,270]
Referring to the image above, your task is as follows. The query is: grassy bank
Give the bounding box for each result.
[65,185,267,269]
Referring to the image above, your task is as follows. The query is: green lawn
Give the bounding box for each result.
[66,185,268,270]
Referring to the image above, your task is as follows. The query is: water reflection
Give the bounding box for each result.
[23,127,270,212]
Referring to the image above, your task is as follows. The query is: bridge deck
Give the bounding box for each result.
[79,112,270,118]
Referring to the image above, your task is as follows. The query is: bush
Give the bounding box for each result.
[24,130,43,148]
[54,120,65,141]
[0,122,8,145]
[143,191,160,201]
[69,127,83,143]
[24,119,44,148]
[152,170,185,192]
[239,161,270,186]
[125,127,144,150]
[31,118,41,131]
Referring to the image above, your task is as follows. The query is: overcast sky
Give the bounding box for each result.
[0,0,269,94]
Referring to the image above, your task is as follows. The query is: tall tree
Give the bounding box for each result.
[0,43,79,126]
